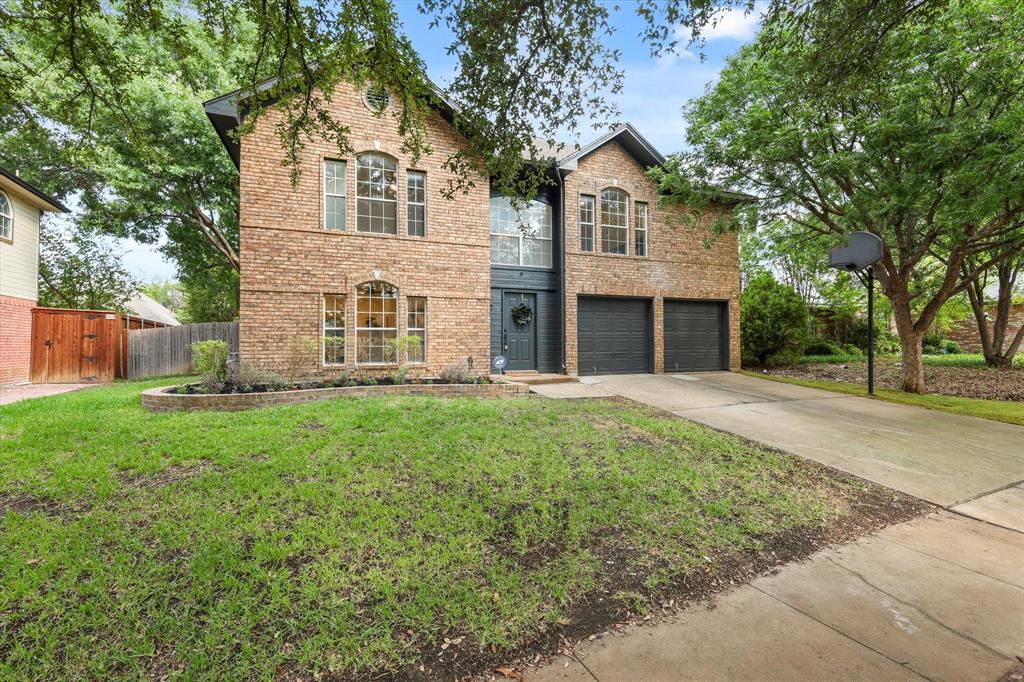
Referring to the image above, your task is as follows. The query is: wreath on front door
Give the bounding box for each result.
[511,302,533,326]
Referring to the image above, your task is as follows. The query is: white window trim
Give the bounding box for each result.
[579,194,595,253]
[489,197,554,269]
[354,282,399,366]
[323,159,347,231]
[635,201,648,257]
[355,153,399,235]
[322,294,347,366]
[406,170,426,237]
[407,296,427,365]
[0,190,12,242]
[599,188,629,256]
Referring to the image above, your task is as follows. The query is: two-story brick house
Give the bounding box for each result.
[205,80,742,377]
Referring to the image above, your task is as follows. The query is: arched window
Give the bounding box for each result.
[489,196,553,268]
[355,153,398,234]
[0,191,11,241]
[355,281,398,364]
[600,188,628,254]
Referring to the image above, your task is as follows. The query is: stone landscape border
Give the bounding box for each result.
[141,381,529,412]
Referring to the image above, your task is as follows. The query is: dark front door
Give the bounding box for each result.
[663,300,726,372]
[503,292,536,371]
[577,296,651,375]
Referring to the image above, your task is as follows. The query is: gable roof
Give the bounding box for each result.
[0,168,69,213]
[126,292,180,326]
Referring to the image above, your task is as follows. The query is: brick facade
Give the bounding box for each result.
[239,82,491,377]
[0,294,34,385]
[562,142,741,374]
[235,85,739,378]
[946,302,1024,354]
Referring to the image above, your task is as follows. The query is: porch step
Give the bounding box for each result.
[496,373,578,386]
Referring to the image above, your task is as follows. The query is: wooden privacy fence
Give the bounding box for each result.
[126,322,239,379]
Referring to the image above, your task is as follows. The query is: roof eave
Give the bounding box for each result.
[0,168,69,213]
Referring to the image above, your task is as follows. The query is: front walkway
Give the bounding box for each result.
[527,372,1024,681]
[0,383,96,406]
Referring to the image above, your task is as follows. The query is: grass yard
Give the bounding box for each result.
[0,380,926,680]
[797,353,1024,368]
[744,371,1024,426]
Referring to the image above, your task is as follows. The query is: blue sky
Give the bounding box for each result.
[125,2,762,282]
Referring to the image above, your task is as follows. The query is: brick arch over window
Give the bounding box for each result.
[355,152,398,234]
[599,187,628,254]
[355,280,399,364]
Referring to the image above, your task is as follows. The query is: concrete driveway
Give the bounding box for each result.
[569,372,1024,509]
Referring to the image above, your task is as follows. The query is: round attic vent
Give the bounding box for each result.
[363,84,390,113]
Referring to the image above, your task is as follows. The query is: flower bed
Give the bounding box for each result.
[141,380,529,412]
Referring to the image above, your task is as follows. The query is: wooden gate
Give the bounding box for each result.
[31,309,121,383]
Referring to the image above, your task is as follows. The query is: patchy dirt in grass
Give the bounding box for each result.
[116,461,222,490]
[765,360,1024,400]
[0,492,64,517]
[314,461,932,682]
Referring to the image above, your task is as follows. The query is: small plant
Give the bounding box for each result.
[227,364,288,393]
[393,365,410,384]
[329,369,352,388]
[939,339,962,354]
[439,360,472,384]
[360,376,378,386]
[284,336,320,383]
[804,339,843,356]
[192,340,229,381]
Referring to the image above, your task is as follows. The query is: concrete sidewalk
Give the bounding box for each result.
[0,383,95,406]
[528,511,1024,682]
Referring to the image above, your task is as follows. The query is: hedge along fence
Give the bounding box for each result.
[127,322,239,379]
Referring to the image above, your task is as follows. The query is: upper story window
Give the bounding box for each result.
[324,160,347,231]
[323,293,346,365]
[579,195,595,252]
[0,191,12,241]
[355,281,398,364]
[634,202,648,257]
[490,196,553,268]
[356,154,398,234]
[600,188,628,255]
[407,171,426,237]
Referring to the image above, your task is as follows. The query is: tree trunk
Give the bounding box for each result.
[899,331,926,393]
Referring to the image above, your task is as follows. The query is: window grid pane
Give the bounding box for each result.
[356,281,398,364]
[489,196,553,267]
[356,154,398,234]
[635,202,648,257]
[407,296,426,363]
[324,161,347,231]
[323,294,346,365]
[600,189,628,255]
[407,171,426,237]
[579,195,595,252]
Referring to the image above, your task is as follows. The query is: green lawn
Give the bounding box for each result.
[743,371,1024,426]
[1,380,888,679]
[797,352,1024,368]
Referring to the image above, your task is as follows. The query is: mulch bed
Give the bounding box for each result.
[766,360,1024,401]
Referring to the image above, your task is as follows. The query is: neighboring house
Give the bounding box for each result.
[204,80,743,377]
[946,302,1024,354]
[125,292,180,327]
[0,169,68,385]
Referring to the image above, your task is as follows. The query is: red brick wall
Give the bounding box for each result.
[238,82,491,378]
[562,142,741,374]
[946,303,1024,353]
[0,294,34,385]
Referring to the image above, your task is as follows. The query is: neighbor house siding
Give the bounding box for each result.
[561,142,741,374]
[238,81,491,377]
[0,189,42,385]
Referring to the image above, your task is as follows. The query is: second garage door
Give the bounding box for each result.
[663,300,726,372]
[577,297,651,375]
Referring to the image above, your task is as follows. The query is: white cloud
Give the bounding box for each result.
[676,3,766,43]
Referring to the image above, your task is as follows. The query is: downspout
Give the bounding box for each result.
[556,166,567,374]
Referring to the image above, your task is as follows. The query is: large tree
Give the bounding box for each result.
[962,254,1024,367]
[658,0,1024,393]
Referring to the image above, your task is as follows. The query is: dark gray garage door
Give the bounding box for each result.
[577,297,651,375]
[664,300,726,372]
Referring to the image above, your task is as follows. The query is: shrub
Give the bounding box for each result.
[741,273,810,366]
[847,319,900,355]
[192,340,229,381]
[841,343,865,356]
[226,364,288,393]
[284,337,320,382]
[439,361,473,383]
[939,339,962,354]
[804,339,843,356]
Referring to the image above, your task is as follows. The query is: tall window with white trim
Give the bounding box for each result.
[407,297,426,363]
[356,154,398,234]
[489,196,553,268]
[323,294,346,364]
[355,281,398,363]
[0,191,11,241]
[407,171,426,237]
[324,160,347,230]
[600,188,628,255]
[634,201,648,257]
[579,194,595,252]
